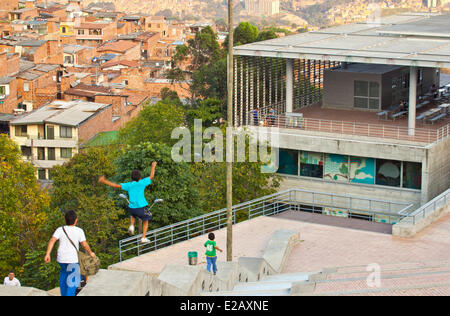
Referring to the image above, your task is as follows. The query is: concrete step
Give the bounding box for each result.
[233,281,295,292]
[202,288,290,296]
[327,265,450,281]
[311,270,450,295]
[261,272,312,283]
[331,261,450,275]
[307,282,450,296]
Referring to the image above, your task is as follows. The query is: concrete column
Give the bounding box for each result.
[408,66,417,136]
[286,58,294,113]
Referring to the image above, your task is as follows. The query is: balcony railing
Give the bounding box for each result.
[25,135,76,141]
[118,188,414,262]
[246,113,450,144]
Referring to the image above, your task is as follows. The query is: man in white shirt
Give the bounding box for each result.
[3,271,21,287]
[44,210,96,296]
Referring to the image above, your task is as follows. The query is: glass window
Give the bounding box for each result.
[369,98,380,110]
[38,169,46,180]
[354,97,368,109]
[60,126,72,138]
[24,82,30,92]
[15,125,27,137]
[376,159,401,187]
[37,147,45,160]
[403,162,421,190]
[369,82,380,98]
[324,154,349,182]
[300,151,323,178]
[60,148,72,159]
[349,157,375,185]
[48,148,55,161]
[0,86,5,95]
[354,81,369,97]
[354,81,380,110]
[278,149,298,176]
[21,146,31,157]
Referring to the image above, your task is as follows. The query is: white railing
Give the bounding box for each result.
[400,189,450,225]
[118,188,413,262]
[247,113,450,144]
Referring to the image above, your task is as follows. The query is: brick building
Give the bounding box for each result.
[0,52,19,113]
[0,0,19,20]
[96,40,141,61]
[10,99,114,180]
[14,40,63,64]
[63,44,95,66]
[17,63,61,111]
[75,22,117,47]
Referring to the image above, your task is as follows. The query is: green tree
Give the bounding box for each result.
[233,22,259,46]
[186,98,222,128]
[190,57,227,102]
[160,87,182,106]
[256,30,278,42]
[50,147,128,269]
[119,100,186,147]
[191,128,281,213]
[0,134,51,279]
[187,26,223,70]
[114,143,203,229]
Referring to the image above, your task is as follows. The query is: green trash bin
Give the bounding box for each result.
[188,251,198,265]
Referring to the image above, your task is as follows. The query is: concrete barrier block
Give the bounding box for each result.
[262,230,300,273]
[215,261,240,291]
[237,257,277,282]
[309,272,328,282]
[78,269,149,296]
[0,285,48,296]
[290,281,316,295]
[322,267,338,274]
[157,264,222,296]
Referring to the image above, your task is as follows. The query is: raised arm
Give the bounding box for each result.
[150,161,157,180]
[99,176,122,189]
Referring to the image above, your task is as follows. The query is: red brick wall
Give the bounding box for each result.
[6,53,20,76]
[145,81,191,99]
[78,104,114,143]
[0,53,8,77]
[0,0,18,19]
[0,79,18,113]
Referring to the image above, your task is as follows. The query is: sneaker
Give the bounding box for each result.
[128,225,135,235]
[140,237,150,244]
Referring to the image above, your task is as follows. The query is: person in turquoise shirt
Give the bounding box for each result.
[204,232,223,275]
[99,162,157,244]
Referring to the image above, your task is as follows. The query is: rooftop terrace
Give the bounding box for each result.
[265,101,450,145]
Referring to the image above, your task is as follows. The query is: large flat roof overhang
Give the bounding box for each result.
[233,13,450,69]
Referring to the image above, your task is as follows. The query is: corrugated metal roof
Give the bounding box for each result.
[0,76,15,84]
[11,100,111,127]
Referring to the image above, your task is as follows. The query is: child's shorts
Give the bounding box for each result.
[127,206,153,221]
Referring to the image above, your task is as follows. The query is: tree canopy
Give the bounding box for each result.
[119,100,186,147]
[0,135,52,281]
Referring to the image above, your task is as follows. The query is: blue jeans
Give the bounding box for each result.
[59,263,81,297]
[206,256,217,274]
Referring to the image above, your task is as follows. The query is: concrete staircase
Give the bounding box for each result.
[204,261,450,296]
[79,229,301,296]
[201,272,314,296]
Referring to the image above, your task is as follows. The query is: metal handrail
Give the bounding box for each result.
[118,188,414,262]
[246,112,450,144]
[400,189,450,225]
